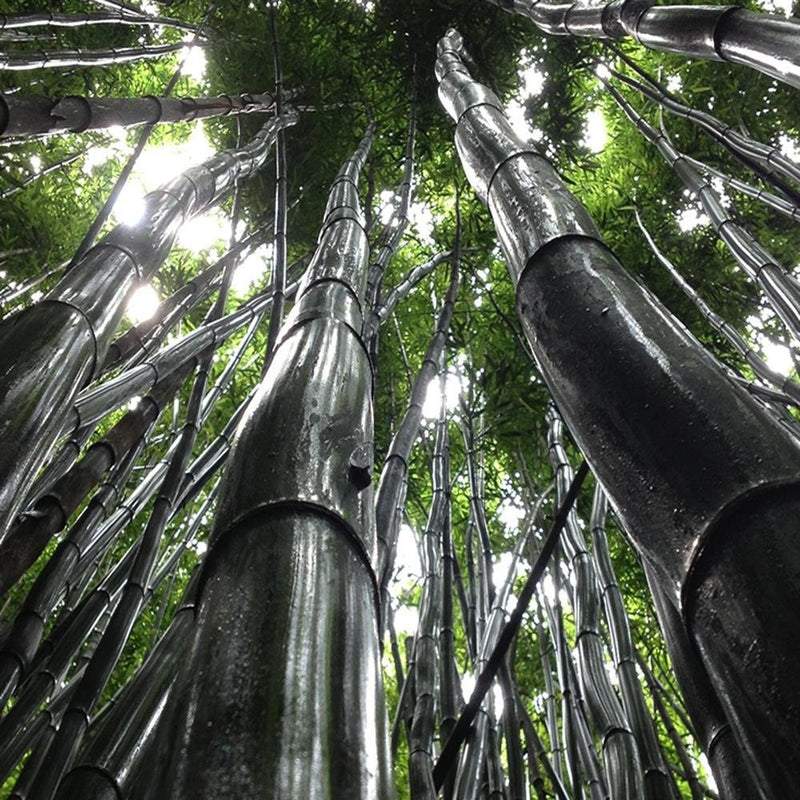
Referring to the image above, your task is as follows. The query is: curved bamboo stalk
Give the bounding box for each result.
[437,28,800,793]
[487,0,800,89]
[54,574,200,800]
[72,274,296,429]
[0,113,293,544]
[0,89,297,140]
[0,41,205,71]
[0,361,187,600]
[0,10,201,35]
[25,201,254,795]
[130,125,394,800]
[363,250,453,342]
[375,255,460,613]
[604,79,800,344]
[606,56,800,195]
[635,208,800,406]
[680,153,800,224]
[0,150,83,199]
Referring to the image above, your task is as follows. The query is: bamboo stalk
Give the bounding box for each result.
[0,89,297,139]
[437,29,800,793]
[0,10,201,35]
[604,79,800,345]
[486,0,800,89]
[375,254,460,615]
[129,125,395,799]
[0,114,293,545]
[0,41,204,71]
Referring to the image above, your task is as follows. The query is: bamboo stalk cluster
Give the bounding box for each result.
[1,6,800,800]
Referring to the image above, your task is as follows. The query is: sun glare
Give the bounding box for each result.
[676,206,710,232]
[177,209,229,255]
[181,46,207,83]
[582,108,607,153]
[232,243,273,293]
[422,372,463,419]
[126,284,160,324]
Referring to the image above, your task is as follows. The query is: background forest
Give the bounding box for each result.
[1,0,800,798]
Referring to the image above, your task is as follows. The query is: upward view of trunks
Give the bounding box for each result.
[0,2,798,799]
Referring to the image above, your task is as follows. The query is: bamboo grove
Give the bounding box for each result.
[0,0,799,798]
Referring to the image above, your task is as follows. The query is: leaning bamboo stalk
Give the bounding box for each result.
[70,266,292,433]
[0,10,201,34]
[363,250,453,341]
[0,259,66,308]
[0,393,235,717]
[54,574,200,800]
[0,673,78,786]
[0,113,293,544]
[0,41,207,71]
[0,547,133,746]
[680,153,800,224]
[604,79,800,344]
[546,406,646,799]
[589,484,680,800]
[101,227,269,372]
[26,370,214,798]
[437,29,800,793]
[375,255,459,611]
[27,221,245,794]
[0,441,146,710]
[0,363,189,599]
[0,88,298,139]
[486,0,800,89]
[606,62,800,193]
[132,125,394,800]
[0,150,82,199]
[635,208,800,406]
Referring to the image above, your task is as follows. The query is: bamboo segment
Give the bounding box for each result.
[54,576,199,800]
[0,89,297,139]
[0,114,293,543]
[0,41,201,71]
[437,27,800,798]
[129,126,394,799]
[0,10,201,34]
[486,0,800,89]
[408,370,448,800]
